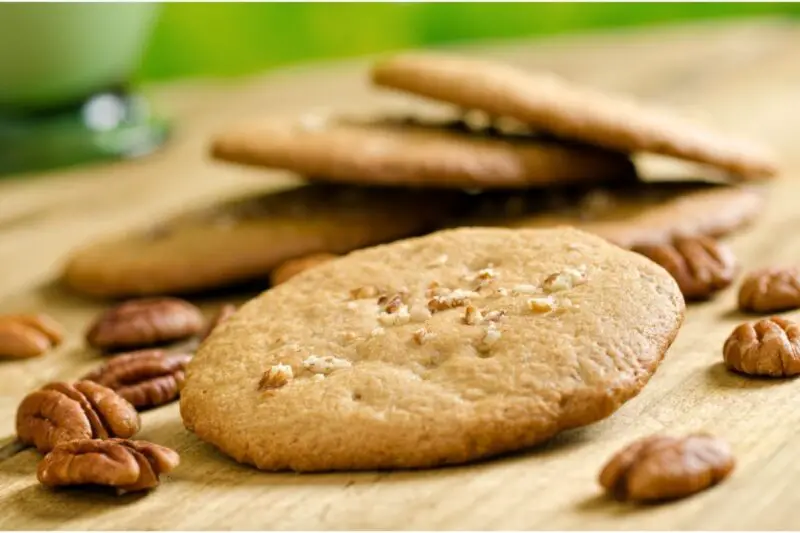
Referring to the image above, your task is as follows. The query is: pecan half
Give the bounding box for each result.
[599,434,734,503]
[82,349,192,409]
[0,314,65,359]
[632,236,736,301]
[723,316,800,377]
[37,438,180,494]
[86,298,204,352]
[16,380,140,453]
[738,267,800,313]
[200,304,237,342]
[269,253,338,287]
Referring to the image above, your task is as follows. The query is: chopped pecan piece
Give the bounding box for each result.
[738,267,800,313]
[82,349,192,409]
[633,236,736,300]
[723,316,800,377]
[259,363,294,390]
[86,298,204,352]
[0,314,65,359]
[599,434,734,502]
[16,380,140,453]
[269,253,338,287]
[37,438,179,494]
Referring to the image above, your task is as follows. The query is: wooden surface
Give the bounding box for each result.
[2,18,800,530]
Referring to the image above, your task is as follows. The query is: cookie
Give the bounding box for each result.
[62,185,458,298]
[454,182,764,249]
[180,226,684,471]
[210,116,637,189]
[372,54,778,180]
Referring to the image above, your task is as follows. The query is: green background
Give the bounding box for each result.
[139,3,800,82]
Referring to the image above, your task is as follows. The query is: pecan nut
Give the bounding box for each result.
[738,267,800,313]
[86,298,204,352]
[599,434,734,502]
[632,236,736,301]
[269,253,338,287]
[0,314,65,359]
[200,303,237,341]
[16,380,140,453]
[82,349,192,409]
[723,316,800,377]
[37,438,180,494]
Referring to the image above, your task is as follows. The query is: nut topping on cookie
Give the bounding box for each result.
[528,296,555,313]
[463,305,484,325]
[479,323,502,352]
[302,355,352,374]
[259,364,294,390]
[723,316,800,377]
[428,289,478,313]
[542,267,587,293]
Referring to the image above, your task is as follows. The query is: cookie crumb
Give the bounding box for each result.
[377,305,411,326]
[312,374,326,382]
[302,355,352,374]
[370,327,385,337]
[470,267,498,290]
[426,281,445,298]
[413,327,434,345]
[543,267,587,293]
[339,331,358,343]
[496,287,509,297]
[345,302,358,310]
[259,364,294,390]
[528,296,555,313]
[463,305,484,325]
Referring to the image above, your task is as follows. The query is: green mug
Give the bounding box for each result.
[0,4,167,176]
[0,3,159,112]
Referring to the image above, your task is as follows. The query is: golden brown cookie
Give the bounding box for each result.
[181,227,684,471]
[454,182,763,249]
[372,54,777,180]
[62,185,458,298]
[210,116,636,189]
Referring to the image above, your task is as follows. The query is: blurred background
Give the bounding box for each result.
[1,3,799,176]
[141,3,800,82]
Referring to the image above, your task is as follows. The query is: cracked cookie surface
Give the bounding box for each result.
[180,227,684,471]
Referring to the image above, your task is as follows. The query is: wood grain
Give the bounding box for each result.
[2,18,800,530]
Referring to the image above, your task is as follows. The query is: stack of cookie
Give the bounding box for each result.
[63,53,777,301]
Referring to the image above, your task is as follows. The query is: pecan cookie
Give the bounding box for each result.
[181,227,684,471]
[62,184,459,298]
[453,181,763,249]
[372,53,777,180]
[211,116,636,189]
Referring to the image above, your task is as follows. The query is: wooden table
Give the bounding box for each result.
[2,18,800,530]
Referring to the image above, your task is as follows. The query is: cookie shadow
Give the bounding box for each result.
[718,307,752,321]
[705,361,792,390]
[168,423,594,489]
